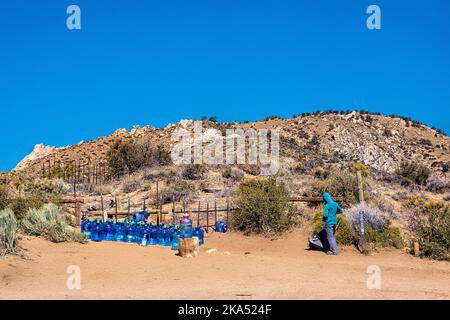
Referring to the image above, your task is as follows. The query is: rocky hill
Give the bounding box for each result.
[13,111,450,177]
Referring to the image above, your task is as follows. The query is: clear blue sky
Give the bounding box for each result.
[1,0,449,171]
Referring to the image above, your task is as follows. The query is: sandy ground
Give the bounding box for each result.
[1,230,450,300]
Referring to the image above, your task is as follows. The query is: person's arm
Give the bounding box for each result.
[322,204,329,222]
[337,203,343,215]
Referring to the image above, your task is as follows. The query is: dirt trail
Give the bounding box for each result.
[1,230,450,300]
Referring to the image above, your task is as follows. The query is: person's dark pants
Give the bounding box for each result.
[324,224,338,255]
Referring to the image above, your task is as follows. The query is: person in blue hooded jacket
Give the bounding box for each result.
[322,193,343,255]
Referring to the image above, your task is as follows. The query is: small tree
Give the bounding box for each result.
[232,178,295,235]
[107,139,145,177]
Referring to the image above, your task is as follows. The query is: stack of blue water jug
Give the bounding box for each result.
[81,216,204,250]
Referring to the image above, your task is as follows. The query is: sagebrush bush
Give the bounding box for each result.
[222,167,244,183]
[24,178,70,201]
[343,203,403,249]
[167,179,195,202]
[21,204,86,243]
[405,199,450,261]
[345,202,387,232]
[0,208,19,256]
[7,197,43,220]
[426,176,449,193]
[182,164,206,180]
[232,178,295,235]
[0,185,11,210]
[122,176,141,193]
[310,167,367,206]
[396,161,430,186]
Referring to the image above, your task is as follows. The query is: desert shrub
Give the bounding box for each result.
[232,178,295,235]
[405,199,450,261]
[426,176,449,193]
[0,208,19,256]
[312,210,355,245]
[418,138,432,146]
[0,185,10,210]
[107,139,145,177]
[122,176,141,193]
[396,161,430,186]
[292,155,323,174]
[354,162,369,177]
[143,168,178,182]
[313,166,328,179]
[222,167,244,183]
[443,163,449,173]
[344,202,403,248]
[162,180,196,203]
[182,164,207,180]
[21,204,86,243]
[24,178,71,199]
[345,202,387,232]
[7,197,44,221]
[365,224,403,249]
[153,145,172,165]
[91,184,113,196]
[310,167,366,206]
[237,164,260,176]
[391,191,409,201]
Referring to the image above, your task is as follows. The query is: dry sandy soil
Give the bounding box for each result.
[1,230,450,300]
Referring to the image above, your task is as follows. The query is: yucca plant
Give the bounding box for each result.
[0,208,19,256]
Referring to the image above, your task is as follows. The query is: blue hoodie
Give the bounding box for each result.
[322,193,343,226]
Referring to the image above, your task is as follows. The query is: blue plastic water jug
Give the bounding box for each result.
[90,219,103,242]
[171,231,179,250]
[179,214,193,239]
[115,223,126,242]
[104,220,116,241]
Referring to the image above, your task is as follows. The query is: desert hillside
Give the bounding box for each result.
[13,111,450,177]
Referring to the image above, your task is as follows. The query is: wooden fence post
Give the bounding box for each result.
[115,197,118,222]
[357,171,364,203]
[214,200,218,225]
[226,197,230,226]
[206,202,209,233]
[197,201,201,227]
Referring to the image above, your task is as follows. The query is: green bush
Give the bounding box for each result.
[122,176,141,193]
[222,167,244,183]
[0,185,11,210]
[153,145,172,165]
[168,179,195,202]
[23,178,71,202]
[0,208,19,256]
[310,167,367,206]
[312,210,356,245]
[182,164,207,180]
[21,204,86,243]
[396,161,430,186]
[405,200,450,261]
[107,139,145,177]
[365,224,403,249]
[7,197,44,220]
[232,178,295,235]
